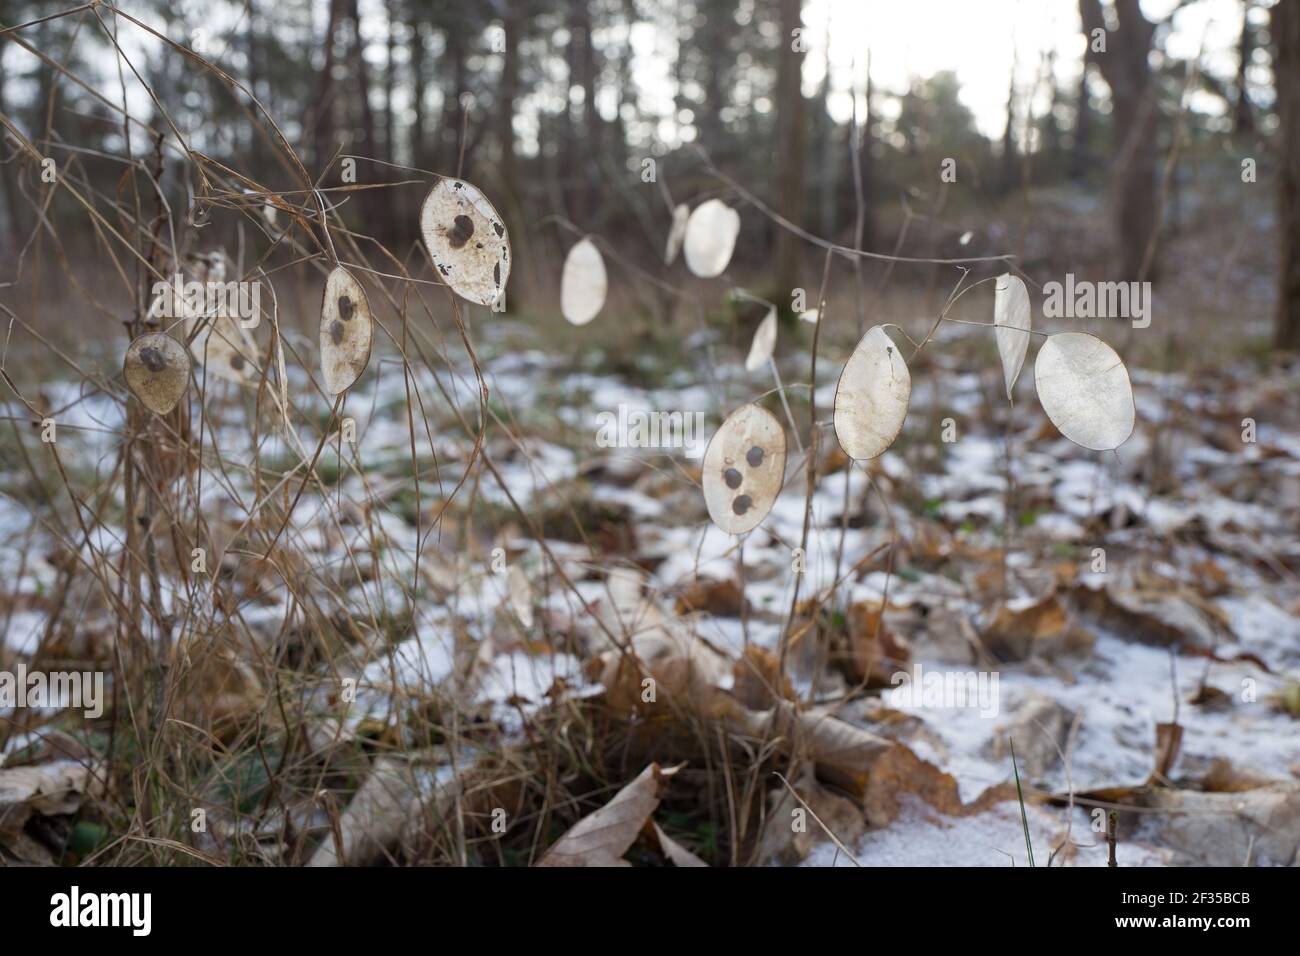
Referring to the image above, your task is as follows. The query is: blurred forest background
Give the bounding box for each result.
[0,0,1296,347]
[2,0,1300,869]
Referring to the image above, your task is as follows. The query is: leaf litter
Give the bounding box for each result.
[6,269,1300,869]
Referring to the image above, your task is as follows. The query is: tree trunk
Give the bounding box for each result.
[444,28,467,174]
[1070,61,1092,182]
[345,0,377,160]
[383,0,396,166]
[1001,51,1018,193]
[408,10,427,170]
[0,47,24,244]
[346,0,380,226]
[1275,0,1300,348]
[857,62,876,252]
[1235,3,1255,136]
[697,0,731,161]
[495,0,529,290]
[1079,0,1159,280]
[496,1,520,211]
[313,0,344,174]
[773,0,807,294]
[566,1,599,226]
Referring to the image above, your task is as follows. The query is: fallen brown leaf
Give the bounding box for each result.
[537,762,683,867]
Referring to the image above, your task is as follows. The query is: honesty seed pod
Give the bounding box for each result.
[560,237,607,326]
[194,320,258,384]
[319,265,373,395]
[1034,331,1135,451]
[124,332,190,415]
[683,199,740,278]
[420,177,511,307]
[702,403,787,535]
[745,306,777,372]
[993,272,1031,402]
[833,325,911,460]
[664,203,690,265]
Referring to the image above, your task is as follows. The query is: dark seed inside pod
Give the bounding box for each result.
[723,467,743,489]
[746,446,764,467]
[448,214,475,249]
[140,346,167,373]
[338,295,354,321]
[330,319,345,345]
[732,495,753,516]
[230,353,245,371]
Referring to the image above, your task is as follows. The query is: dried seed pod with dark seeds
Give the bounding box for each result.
[124,332,190,415]
[318,265,373,395]
[420,178,511,307]
[702,403,787,535]
[187,313,260,385]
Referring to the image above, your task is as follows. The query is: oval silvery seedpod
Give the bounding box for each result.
[180,253,260,385]
[833,325,911,460]
[664,203,690,265]
[319,266,373,394]
[560,237,606,326]
[702,403,787,535]
[420,177,511,307]
[993,272,1031,401]
[1034,331,1135,451]
[124,332,190,415]
[683,199,740,278]
[745,306,777,371]
[189,316,259,384]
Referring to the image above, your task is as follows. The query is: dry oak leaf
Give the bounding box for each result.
[0,761,100,847]
[1137,786,1300,867]
[308,757,430,867]
[726,700,963,825]
[731,645,796,711]
[1070,579,1232,651]
[674,577,748,618]
[846,600,913,686]
[981,593,1071,662]
[756,775,866,866]
[537,762,684,867]
[651,821,709,867]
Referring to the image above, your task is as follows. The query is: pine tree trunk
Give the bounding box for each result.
[1078,0,1159,280]
[773,0,806,295]
[1275,0,1300,348]
[313,0,343,174]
